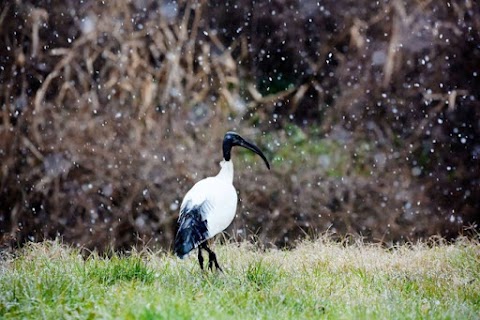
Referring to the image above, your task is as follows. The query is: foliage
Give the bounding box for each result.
[0,0,479,251]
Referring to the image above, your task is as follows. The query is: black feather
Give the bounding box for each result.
[174,206,209,258]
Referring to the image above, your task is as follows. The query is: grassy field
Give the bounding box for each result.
[0,238,479,319]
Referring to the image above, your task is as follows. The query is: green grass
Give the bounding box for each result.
[1,238,479,319]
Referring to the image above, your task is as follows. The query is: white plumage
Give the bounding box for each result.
[180,160,237,241]
[174,132,270,271]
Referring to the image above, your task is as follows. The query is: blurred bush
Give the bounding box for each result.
[0,0,478,251]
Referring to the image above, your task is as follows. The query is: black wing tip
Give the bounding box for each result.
[174,206,209,258]
[174,249,188,259]
[174,232,195,258]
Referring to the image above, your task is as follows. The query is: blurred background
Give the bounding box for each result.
[1,0,479,252]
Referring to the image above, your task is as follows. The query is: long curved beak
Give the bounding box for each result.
[223,132,271,170]
[235,137,271,170]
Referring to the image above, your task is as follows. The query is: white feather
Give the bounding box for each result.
[179,160,238,239]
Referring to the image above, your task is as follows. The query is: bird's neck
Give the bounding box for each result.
[216,160,234,183]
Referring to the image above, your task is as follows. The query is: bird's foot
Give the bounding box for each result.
[198,248,204,270]
[208,253,223,272]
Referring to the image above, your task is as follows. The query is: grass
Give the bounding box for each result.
[0,238,479,319]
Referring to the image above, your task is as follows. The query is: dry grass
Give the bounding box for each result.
[1,238,479,319]
[0,0,251,251]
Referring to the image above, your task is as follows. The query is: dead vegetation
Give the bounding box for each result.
[0,0,479,252]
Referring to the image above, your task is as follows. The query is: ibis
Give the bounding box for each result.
[174,131,270,271]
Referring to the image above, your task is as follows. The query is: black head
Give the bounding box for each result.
[223,131,270,170]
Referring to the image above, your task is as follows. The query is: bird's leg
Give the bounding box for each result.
[201,242,223,272]
[198,247,204,270]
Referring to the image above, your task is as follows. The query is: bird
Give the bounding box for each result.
[174,131,270,271]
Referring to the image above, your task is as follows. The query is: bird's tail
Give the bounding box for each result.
[174,207,209,258]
